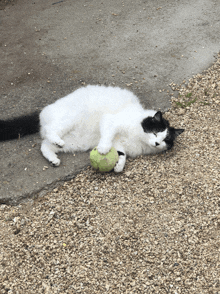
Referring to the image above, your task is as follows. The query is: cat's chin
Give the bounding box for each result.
[155,147,168,153]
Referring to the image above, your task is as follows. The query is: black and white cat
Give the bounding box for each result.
[0,85,184,172]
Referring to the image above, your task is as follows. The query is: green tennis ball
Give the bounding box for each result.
[90,146,119,172]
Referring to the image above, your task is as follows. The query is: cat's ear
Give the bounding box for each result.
[153,111,163,122]
[174,129,184,138]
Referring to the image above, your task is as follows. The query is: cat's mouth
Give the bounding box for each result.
[153,141,173,151]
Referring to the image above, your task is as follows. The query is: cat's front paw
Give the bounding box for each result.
[97,144,111,155]
[50,158,61,167]
[54,139,65,148]
[114,161,125,173]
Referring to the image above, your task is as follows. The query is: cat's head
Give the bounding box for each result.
[141,111,184,151]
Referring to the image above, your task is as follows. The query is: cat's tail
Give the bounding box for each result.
[0,111,40,141]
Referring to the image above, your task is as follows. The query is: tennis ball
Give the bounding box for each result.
[90,146,119,172]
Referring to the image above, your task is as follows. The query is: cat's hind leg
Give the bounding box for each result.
[41,139,61,166]
[42,126,65,148]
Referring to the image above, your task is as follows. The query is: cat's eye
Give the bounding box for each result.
[153,132,157,137]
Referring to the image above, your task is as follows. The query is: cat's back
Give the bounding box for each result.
[68,85,142,113]
[41,85,143,124]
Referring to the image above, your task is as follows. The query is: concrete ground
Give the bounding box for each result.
[0,0,219,204]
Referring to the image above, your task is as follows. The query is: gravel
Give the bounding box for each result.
[0,54,220,294]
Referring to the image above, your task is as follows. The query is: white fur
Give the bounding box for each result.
[40,85,168,172]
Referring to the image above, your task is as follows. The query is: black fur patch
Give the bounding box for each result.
[164,128,185,150]
[0,112,40,141]
[163,128,176,150]
[141,111,170,133]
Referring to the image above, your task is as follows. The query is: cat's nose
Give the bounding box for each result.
[155,142,160,146]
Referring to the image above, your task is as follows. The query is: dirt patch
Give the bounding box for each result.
[0,55,219,293]
[0,0,17,10]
